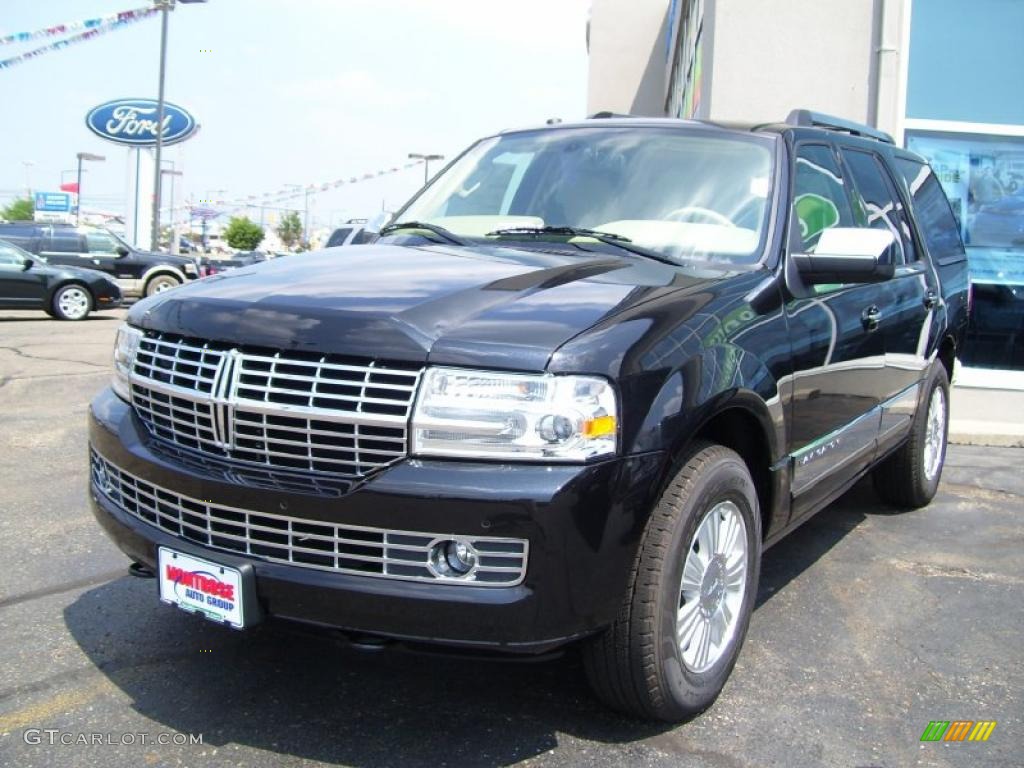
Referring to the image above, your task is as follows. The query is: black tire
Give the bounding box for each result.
[582,442,762,722]
[51,284,93,321]
[145,274,181,297]
[873,364,950,509]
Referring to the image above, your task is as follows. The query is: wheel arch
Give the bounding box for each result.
[141,266,185,293]
[662,395,783,543]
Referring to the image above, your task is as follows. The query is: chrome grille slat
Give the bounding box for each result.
[130,332,420,479]
[91,450,528,586]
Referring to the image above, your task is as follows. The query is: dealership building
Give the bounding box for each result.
[588,0,1024,380]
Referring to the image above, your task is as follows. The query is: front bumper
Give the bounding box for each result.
[89,388,664,653]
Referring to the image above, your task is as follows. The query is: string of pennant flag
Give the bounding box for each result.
[189,160,426,212]
[0,6,157,70]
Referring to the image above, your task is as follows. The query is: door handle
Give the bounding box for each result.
[923,290,939,309]
[861,305,881,331]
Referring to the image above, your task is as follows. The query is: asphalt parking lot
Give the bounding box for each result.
[0,308,1021,768]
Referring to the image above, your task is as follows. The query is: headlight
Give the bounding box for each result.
[411,367,618,461]
[183,262,198,276]
[112,324,143,401]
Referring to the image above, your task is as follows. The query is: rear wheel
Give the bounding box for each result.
[51,284,92,321]
[873,364,950,508]
[583,442,761,721]
[145,274,180,296]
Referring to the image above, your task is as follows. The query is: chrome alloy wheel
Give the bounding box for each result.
[677,501,748,673]
[923,386,946,482]
[58,286,90,320]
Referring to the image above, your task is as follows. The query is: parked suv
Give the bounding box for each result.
[88,111,968,721]
[0,222,199,298]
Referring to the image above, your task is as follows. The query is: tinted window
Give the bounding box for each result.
[0,243,25,266]
[842,149,917,264]
[896,158,968,263]
[792,144,856,251]
[0,224,40,249]
[351,229,376,245]
[85,231,120,254]
[326,228,352,247]
[46,231,85,253]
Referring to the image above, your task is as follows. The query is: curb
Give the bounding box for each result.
[949,421,1024,448]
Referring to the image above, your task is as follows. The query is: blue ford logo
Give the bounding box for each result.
[85,98,198,147]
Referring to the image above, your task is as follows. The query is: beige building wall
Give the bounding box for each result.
[586,0,672,117]
[588,0,912,139]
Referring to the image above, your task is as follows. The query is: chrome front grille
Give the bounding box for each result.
[130,333,421,478]
[91,450,528,586]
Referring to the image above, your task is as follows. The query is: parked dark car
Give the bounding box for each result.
[0,238,121,320]
[88,111,969,721]
[0,222,199,298]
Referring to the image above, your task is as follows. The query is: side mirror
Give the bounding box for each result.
[115,245,130,257]
[792,228,896,285]
[22,257,34,271]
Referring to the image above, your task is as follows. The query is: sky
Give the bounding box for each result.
[0,0,591,231]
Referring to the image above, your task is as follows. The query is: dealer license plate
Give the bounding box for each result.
[158,547,246,628]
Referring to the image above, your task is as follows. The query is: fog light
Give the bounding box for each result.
[429,539,478,577]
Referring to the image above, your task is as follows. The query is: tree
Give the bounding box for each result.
[1,197,34,221]
[276,211,303,250]
[222,216,265,251]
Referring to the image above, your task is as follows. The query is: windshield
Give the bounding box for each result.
[394,126,776,265]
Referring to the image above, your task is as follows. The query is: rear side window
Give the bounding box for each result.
[895,158,967,264]
[326,228,352,247]
[351,229,376,245]
[792,144,856,251]
[46,230,85,253]
[841,149,917,264]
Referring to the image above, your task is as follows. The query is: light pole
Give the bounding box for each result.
[21,161,35,197]
[75,152,105,225]
[408,152,445,186]
[161,161,183,251]
[150,0,207,251]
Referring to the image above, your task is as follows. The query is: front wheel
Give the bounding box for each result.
[51,284,92,321]
[583,442,761,722]
[873,363,950,508]
[145,274,181,296]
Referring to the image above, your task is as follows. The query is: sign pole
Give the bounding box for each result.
[75,155,84,225]
[151,0,172,251]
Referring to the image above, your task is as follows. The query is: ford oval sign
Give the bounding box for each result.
[85,98,198,147]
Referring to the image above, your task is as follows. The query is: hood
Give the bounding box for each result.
[129,243,725,369]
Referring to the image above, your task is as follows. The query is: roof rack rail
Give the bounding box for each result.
[785,109,894,144]
[589,111,635,119]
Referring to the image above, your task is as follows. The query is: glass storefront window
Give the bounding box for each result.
[907,130,1024,371]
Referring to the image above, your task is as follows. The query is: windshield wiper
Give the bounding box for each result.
[379,220,467,246]
[487,226,678,266]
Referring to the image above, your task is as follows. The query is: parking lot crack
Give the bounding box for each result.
[0,344,107,370]
[888,558,1024,585]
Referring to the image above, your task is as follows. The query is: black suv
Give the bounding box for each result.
[0,222,199,299]
[88,111,969,722]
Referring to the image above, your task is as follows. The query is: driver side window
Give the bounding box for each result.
[85,232,119,254]
[0,247,24,268]
[792,144,856,252]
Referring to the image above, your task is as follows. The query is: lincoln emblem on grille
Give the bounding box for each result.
[209,349,240,450]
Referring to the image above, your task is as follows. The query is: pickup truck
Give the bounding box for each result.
[87,111,969,722]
